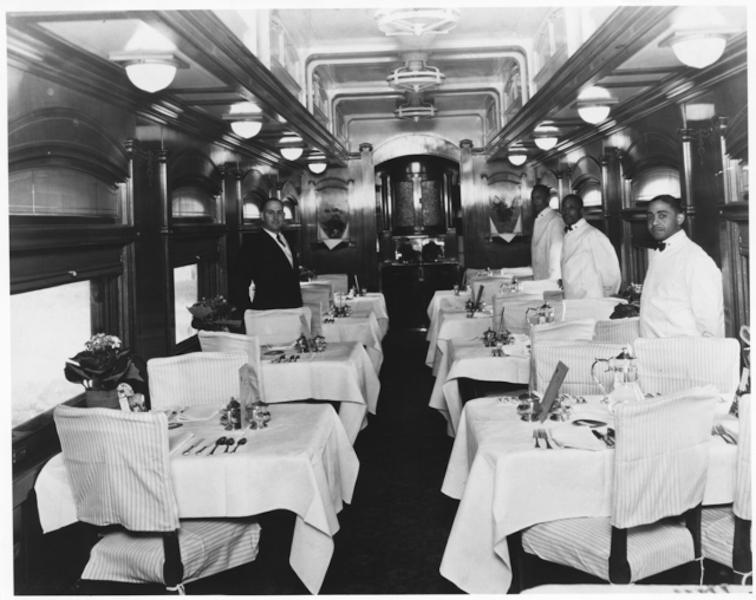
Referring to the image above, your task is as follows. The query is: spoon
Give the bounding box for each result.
[209,436,227,455]
[223,438,235,453]
[231,438,247,453]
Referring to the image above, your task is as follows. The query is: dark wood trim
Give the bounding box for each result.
[718,202,749,222]
[10,224,137,252]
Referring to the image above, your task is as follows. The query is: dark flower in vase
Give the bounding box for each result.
[188,295,236,331]
[64,333,145,392]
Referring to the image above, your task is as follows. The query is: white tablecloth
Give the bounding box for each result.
[439,397,738,594]
[426,290,469,342]
[262,342,380,444]
[34,403,360,594]
[346,293,389,338]
[425,308,494,374]
[429,336,531,436]
[322,312,384,374]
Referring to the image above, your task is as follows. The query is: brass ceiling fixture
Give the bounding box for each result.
[387,54,446,94]
[394,92,438,122]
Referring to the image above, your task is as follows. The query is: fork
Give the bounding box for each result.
[715,423,737,444]
[538,429,553,449]
[533,430,541,449]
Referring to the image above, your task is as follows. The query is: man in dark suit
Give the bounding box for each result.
[232,198,303,311]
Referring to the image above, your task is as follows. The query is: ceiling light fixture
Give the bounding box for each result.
[395,93,438,122]
[279,135,304,161]
[507,143,528,167]
[375,8,460,37]
[223,102,264,139]
[576,86,617,124]
[662,32,729,69]
[533,122,560,151]
[387,55,445,93]
[308,162,327,175]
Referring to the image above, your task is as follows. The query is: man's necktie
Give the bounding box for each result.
[276,234,286,248]
[276,233,294,267]
[656,241,666,252]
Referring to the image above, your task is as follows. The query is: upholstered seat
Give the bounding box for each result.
[244,306,312,345]
[532,340,625,396]
[53,406,261,592]
[594,317,640,344]
[315,274,349,295]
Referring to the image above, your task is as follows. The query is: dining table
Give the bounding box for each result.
[438,396,739,594]
[321,311,384,374]
[343,292,390,338]
[429,336,531,436]
[425,306,494,375]
[261,341,380,444]
[34,403,360,594]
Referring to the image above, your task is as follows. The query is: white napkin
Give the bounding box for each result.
[176,405,219,422]
[169,431,194,456]
[550,426,606,451]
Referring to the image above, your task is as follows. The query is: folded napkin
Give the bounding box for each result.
[176,405,219,422]
[168,431,194,456]
[549,426,606,451]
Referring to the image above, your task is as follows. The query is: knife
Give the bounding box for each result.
[592,430,614,448]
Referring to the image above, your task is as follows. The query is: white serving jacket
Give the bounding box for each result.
[531,208,564,280]
[560,218,621,299]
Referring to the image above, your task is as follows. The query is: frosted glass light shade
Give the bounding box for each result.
[124,61,177,93]
[281,146,303,161]
[672,35,727,68]
[578,105,611,124]
[534,136,558,151]
[308,162,327,174]
[508,151,527,166]
[576,86,615,124]
[230,120,263,138]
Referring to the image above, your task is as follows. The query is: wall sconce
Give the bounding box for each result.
[533,122,559,151]
[576,86,617,124]
[110,52,186,93]
[223,102,264,139]
[507,143,528,167]
[661,32,729,69]
[279,135,304,161]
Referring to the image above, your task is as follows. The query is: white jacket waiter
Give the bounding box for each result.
[530,184,564,280]
[640,195,724,338]
[560,194,621,299]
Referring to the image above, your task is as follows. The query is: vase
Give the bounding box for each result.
[85,389,120,409]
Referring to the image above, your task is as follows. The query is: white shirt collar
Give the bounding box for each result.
[263,227,285,243]
[565,217,586,232]
[658,229,686,249]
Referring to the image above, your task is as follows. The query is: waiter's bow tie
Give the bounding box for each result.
[564,225,574,233]
[656,241,667,252]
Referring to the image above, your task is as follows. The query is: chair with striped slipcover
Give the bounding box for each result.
[635,337,740,398]
[300,282,332,336]
[519,387,718,587]
[531,340,625,397]
[315,273,349,295]
[198,331,264,401]
[561,297,627,323]
[701,394,752,584]
[593,317,640,345]
[244,307,312,346]
[53,405,261,593]
[147,351,247,411]
[492,293,543,333]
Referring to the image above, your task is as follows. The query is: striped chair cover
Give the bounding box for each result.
[301,282,333,315]
[492,293,542,333]
[635,337,740,397]
[594,318,641,344]
[148,351,247,410]
[500,297,565,335]
[316,273,349,294]
[522,388,717,583]
[561,298,627,322]
[702,395,752,576]
[520,279,561,295]
[529,319,596,344]
[471,276,515,307]
[532,340,625,396]
[244,306,312,345]
[54,406,260,588]
[198,331,264,400]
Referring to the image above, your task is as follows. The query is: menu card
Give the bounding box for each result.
[538,361,569,423]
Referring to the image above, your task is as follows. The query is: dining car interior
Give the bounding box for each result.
[7,2,753,596]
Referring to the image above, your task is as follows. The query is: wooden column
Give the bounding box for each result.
[359,142,378,290]
[459,139,475,267]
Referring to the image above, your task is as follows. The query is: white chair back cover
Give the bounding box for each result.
[530,319,596,344]
[148,351,247,410]
[520,279,561,295]
[197,331,264,399]
[611,387,718,529]
[500,296,565,335]
[533,340,625,396]
[734,394,751,520]
[300,283,332,315]
[492,293,543,332]
[594,317,641,344]
[54,405,179,531]
[244,307,312,345]
[561,297,626,322]
[471,276,515,307]
[316,274,349,294]
[635,337,740,397]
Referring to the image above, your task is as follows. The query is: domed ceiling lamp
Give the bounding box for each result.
[533,122,559,151]
[507,143,528,167]
[395,93,438,122]
[279,135,304,161]
[223,102,263,139]
[110,23,186,93]
[576,86,617,124]
[660,7,733,69]
[375,8,460,37]
[308,152,328,174]
[387,54,445,94]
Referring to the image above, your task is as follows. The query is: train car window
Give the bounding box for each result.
[174,264,199,345]
[243,201,261,220]
[10,281,93,427]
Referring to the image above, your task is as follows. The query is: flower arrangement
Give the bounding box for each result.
[188,295,236,331]
[64,334,145,392]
